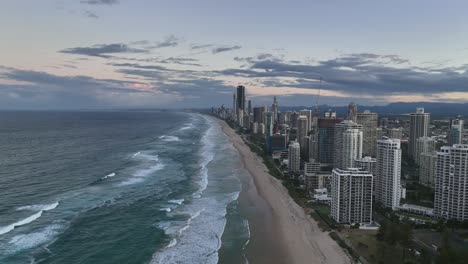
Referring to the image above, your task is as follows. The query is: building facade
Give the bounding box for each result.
[334,120,363,170]
[434,144,468,221]
[288,141,301,174]
[331,168,373,224]
[409,108,430,159]
[375,137,402,210]
[357,110,379,157]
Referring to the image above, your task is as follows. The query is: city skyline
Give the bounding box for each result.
[1,0,468,109]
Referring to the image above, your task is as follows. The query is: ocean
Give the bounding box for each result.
[0,111,250,264]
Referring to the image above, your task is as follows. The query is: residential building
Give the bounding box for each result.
[375,137,402,210]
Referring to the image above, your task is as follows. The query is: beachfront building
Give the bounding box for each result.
[419,151,437,187]
[334,120,363,170]
[409,107,430,159]
[375,137,402,210]
[434,144,468,221]
[354,156,377,192]
[415,136,436,165]
[357,110,378,157]
[331,168,373,224]
[288,141,301,174]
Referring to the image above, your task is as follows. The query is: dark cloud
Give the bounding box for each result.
[220,53,468,95]
[190,44,213,50]
[0,67,179,109]
[59,43,148,58]
[212,45,242,54]
[110,63,168,71]
[150,35,179,49]
[80,0,119,5]
[83,10,99,19]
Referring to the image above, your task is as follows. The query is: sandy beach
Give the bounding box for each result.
[219,119,352,264]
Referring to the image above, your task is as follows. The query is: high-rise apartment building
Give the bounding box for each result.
[272,96,278,124]
[354,156,377,192]
[434,144,468,221]
[317,118,343,164]
[375,137,402,210]
[288,141,301,174]
[331,168,373,224]
[386,127,403,140]
[448,117,464,145]
[415,136,436,165]
[419,151,437,187]
[334,120,363,169]
[347,102,358,122]
[297,115,309,160]
[409,107,430,159]
[357,110,379,157]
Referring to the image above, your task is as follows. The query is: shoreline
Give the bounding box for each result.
[218,119,352,264]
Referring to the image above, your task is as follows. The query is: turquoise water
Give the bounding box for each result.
[0,111,250,264]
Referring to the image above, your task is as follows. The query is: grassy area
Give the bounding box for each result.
[396,211,433,222]
[341,229,379,263]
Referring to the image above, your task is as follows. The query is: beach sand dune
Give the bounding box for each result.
[220,120,352,264]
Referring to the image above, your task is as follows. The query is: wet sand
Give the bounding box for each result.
[219,120,352,264]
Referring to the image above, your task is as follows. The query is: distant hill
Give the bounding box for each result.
[280,102,468,118]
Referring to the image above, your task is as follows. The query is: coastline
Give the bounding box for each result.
[218,119,352,264]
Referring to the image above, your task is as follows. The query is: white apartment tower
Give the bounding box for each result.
[331,168,373,224]
[409,107,430,159]
[415,136,436,165]
[434,144,468,221]
[334,120,363,170]
[288,141,301,174]
[375,137,402,210]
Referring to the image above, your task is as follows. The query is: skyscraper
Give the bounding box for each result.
[232,93,236,120]
[317,118,343,164]
[415,136,436,165]
[297,115,309,160]
[375,137,402,210]
[434,144,468,221]
[300,109,313,130]
[354,156,377,193]
[409,107,430,159]
[288,141,301,174]
[357,110,379,157]
[419,151,437,187]
[347,102,358,122]
[386,127,403,139]
[448,117,464,145]
[331,168,373,224]
[236,85,245,111]
[247,100,252,115]
[236,85,246,125]
[253,106,266,124]
[272,96,278,124]
[334,120,363,169]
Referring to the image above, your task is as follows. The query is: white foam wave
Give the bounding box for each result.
[179,123,193,131]
[167,239,177,248]
[193,119,216,197]
[159,135,180,142]
[168,199,184,205]
[160,208,172,213]
[17,202,59,212]
[8,224,61,251]
[102,172,116,180]
[1,202,59,236]
[132,151,141,158]
[118,157,165,186]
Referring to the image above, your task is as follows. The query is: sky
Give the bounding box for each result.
[0,0,467,109]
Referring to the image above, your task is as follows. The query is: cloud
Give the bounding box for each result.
[150,35,180,49]
[80,0,119,5]
[212,45,242,54]
[59,43,149,58]
[220,53,468,95]
[190,44,213,50]
[83,10,99,19]
[0,67,180,109]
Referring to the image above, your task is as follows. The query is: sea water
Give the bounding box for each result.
[0,111,250,264]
